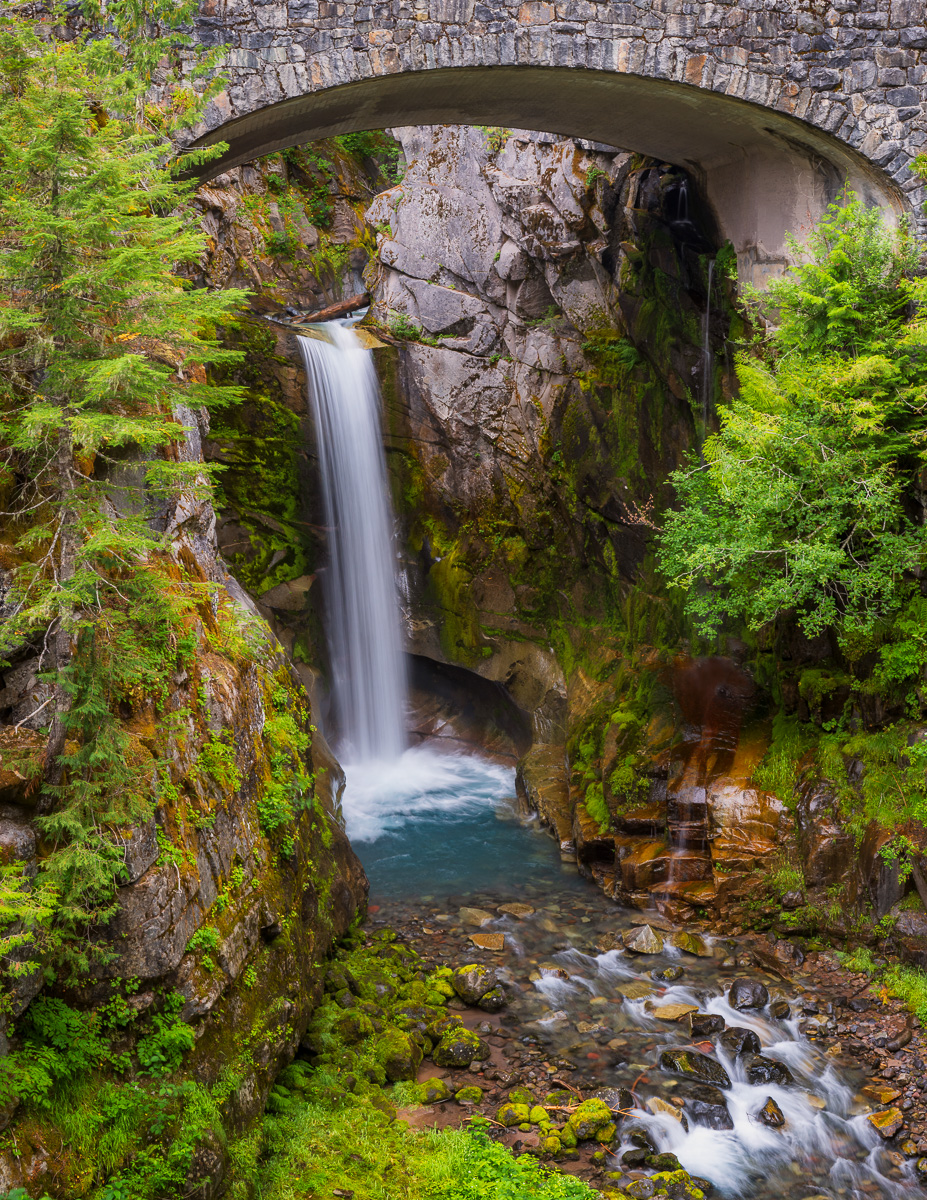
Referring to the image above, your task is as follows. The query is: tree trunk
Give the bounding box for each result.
[37,423,78,815]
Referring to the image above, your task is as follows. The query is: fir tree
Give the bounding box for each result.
[0,0,248,970]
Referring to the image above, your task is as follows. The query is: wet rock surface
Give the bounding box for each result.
[361,870,927,1199]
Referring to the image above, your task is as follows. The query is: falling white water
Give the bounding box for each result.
[298,325,406,762]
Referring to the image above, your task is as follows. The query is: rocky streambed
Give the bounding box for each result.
[360,871,927,1200]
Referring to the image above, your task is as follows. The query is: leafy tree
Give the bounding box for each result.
[0,1,248,973]
[658,193,927,647]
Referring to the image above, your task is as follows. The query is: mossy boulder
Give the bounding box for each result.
[497,1102,531,1126]
[455,1085,484,1104]
[528,1105,549,1125]
[541,1135,562,1156]
[567,1097,615,1140]
[377,1030,423,1082]
[478,985,506,1012]
[432,1027,489,1068]
[651,1168,706,1199]
[336,1011,374,1044]
[451,963,498,1004]
[422,1078,452,1103]
[508,1086,535,1106]
[426,1013,464,1040]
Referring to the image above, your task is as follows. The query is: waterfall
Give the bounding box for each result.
[298,324,407,763]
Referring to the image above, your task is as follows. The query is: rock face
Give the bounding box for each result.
[0,304,369,1194]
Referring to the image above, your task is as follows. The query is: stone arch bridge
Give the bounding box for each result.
[188,0,927,280]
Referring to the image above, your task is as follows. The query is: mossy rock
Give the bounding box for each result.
[426,1013,464,1040]
[528,1105,549,1125]
[651,1169,706,1199]
[432,1027,489,1068]
[455,1085,484,1104]
[559,1125,578,1148]
[507,1086,535,1106]
[335,1012,374,1044]
[541,1135,562,1156]
[568,1097,615,1140]
[477,985,506,1012]
[377,1029,423,1082]
[421,1078,452,1103]
[496,1102,531,1127]
[451,963,498,1004]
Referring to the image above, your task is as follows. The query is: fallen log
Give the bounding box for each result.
[291,294,368,324]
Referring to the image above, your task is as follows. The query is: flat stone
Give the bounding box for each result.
[496,902,535,918]
[623,925,664,954]
[459,907,495,927]
[469,932,505,952]
[807,1095,826,1110]
[863,1084,903,1105]
[646,1096,684,1122]
[652,1003,699,1022]
[868,1108,904,1139]
[615,980,658,1001]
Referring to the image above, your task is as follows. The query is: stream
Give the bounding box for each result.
[302,319,926,1200]
[343,752,926,1200]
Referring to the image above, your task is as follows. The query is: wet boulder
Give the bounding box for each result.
[744,1055,793,1087]
[335,1012,374,1044]
[758,1096,785,1127]
[660,1047,731,1088]
[728,978,769,1010]
[478,985,506,1012]
[680,1082,734,1130]
[689,1012,725,1037]
[623,925,664,954]
[433,1028,490,1068]
[625,1124,658,1152]
[451,963,499,1005]
[653,964,685,982]
[868,1107,904,1139]
[718,1026,761,1057]
[669,931,712,957]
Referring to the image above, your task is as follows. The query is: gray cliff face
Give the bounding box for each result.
[367,124,716,733]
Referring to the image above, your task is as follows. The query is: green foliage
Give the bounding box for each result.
[659,193,927,646]
[333,130,404,184]
[186,925,221,969]
[265,229,301,257]
[388,312,423,341]
[135,993,196,1077]
[257,681,315,853]
[0,0,248,982]
[753,713,814,801]
[476,127,512,154]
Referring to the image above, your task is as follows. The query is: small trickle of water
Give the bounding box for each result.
[298,325,407,762]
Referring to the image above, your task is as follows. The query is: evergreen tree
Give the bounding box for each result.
[658,195,927,649]
[0,1,248,969]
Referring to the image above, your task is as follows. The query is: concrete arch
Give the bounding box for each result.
[189,63,912,285]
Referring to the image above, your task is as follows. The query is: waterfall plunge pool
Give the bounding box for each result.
[341,744,584,902]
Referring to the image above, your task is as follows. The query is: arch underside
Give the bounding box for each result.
[191,66,910,285]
